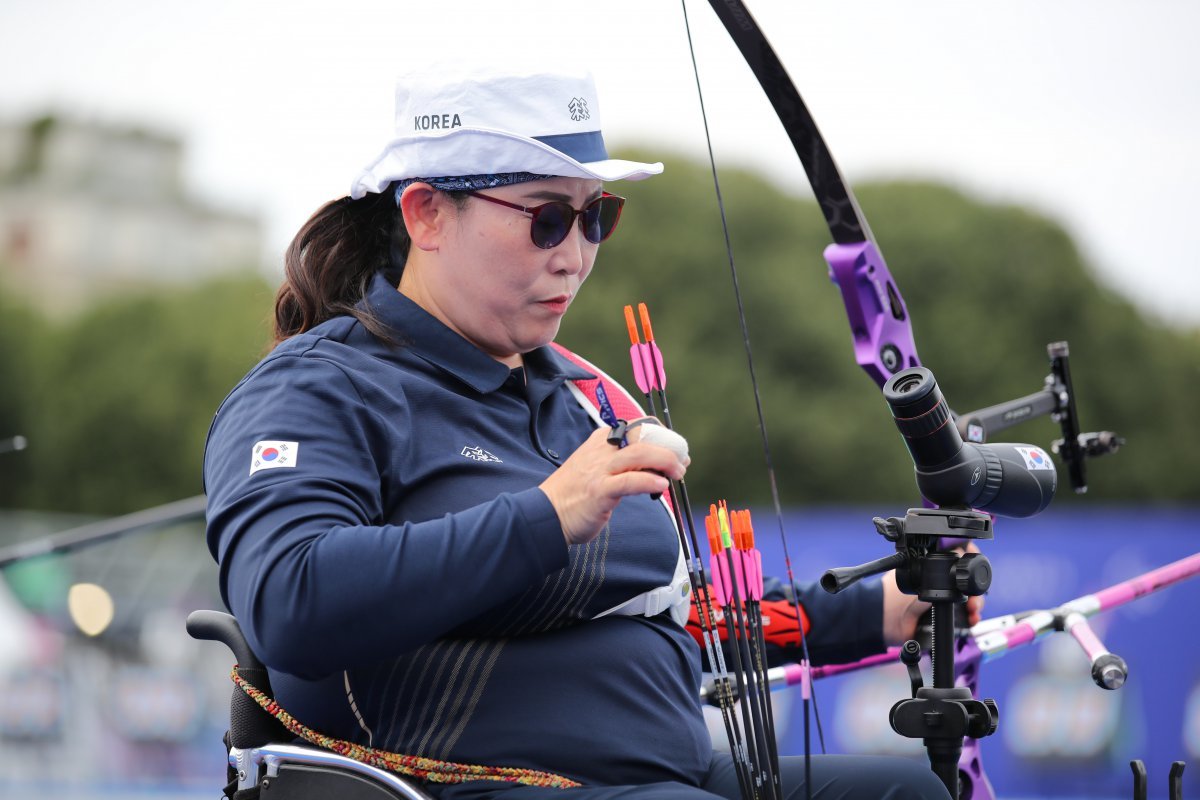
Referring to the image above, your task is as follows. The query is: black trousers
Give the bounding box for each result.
[430,752,952,800]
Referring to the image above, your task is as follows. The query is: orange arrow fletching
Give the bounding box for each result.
[638,302,655,342]
[705,511,721,555]
[623,305,640,345]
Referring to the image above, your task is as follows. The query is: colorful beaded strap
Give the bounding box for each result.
[229,667,581,789]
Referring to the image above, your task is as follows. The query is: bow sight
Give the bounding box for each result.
[874,340,1125,517]
[952,341,1123,494]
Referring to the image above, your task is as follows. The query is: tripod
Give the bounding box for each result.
[822,508,999,799]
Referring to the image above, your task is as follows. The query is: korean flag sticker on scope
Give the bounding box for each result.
[1015,446,1053,471]
[250,440,299,476]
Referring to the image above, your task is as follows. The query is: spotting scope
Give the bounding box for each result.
[883,367,1056,518]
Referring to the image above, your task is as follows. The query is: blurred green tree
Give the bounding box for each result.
[559,153,1200,507]
[0,283,43,507]
[10,274,273,514]
[2,153,1197,517]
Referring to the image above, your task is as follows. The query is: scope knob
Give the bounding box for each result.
[954,553,992,596]
[981,698,999,737]
[899,640,924,697]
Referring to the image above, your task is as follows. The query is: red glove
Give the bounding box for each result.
[686,586,811,651]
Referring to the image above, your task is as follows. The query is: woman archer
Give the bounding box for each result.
[203,62,956,800]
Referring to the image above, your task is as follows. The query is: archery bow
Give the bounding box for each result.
[678,0,915,792]
[679,3,1176,799]
[678,1,1037,796]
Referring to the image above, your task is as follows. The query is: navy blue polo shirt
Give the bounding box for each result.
[203,271,883,787]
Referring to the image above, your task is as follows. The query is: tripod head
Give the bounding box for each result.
[823,511,998,800]
[821,507,992,596]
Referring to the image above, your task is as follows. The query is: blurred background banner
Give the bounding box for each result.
[755,508,1200,800]
[0,511,228,798]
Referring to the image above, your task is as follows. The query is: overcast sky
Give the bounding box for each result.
[2,0,1197,324]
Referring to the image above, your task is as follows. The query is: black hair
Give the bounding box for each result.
[272,184,467,344]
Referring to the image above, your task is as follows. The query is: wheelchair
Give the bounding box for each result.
[187,609,433,800]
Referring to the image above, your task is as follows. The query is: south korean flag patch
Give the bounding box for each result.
[250,440,299,476]
[1015,446,1053,471]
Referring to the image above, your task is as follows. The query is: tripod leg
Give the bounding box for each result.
[926,739,960,800]
[1129,760,1146,800]
[1169,761,1185,800]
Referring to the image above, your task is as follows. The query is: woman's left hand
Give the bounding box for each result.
[881,543,985,646]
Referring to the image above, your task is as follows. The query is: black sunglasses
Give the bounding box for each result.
[465,191,626,249]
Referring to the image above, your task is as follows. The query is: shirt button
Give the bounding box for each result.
[546,449,560,460]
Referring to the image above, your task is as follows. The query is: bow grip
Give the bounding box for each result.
[826,240,920,388]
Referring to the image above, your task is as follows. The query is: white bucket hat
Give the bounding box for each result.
[350,65,663,199]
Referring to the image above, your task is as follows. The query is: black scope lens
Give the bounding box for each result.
[883,367,961,468]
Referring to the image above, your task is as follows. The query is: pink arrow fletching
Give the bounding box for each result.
[710,553,733,606]
[746,549,763,601]
[647,342,667,390]
[628,344,651,395]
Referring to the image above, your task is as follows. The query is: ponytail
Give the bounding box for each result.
[273,188,409,345]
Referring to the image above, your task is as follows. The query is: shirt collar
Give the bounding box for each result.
[360,271,594,393]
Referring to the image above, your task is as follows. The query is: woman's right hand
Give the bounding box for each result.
[539,423,689,546]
